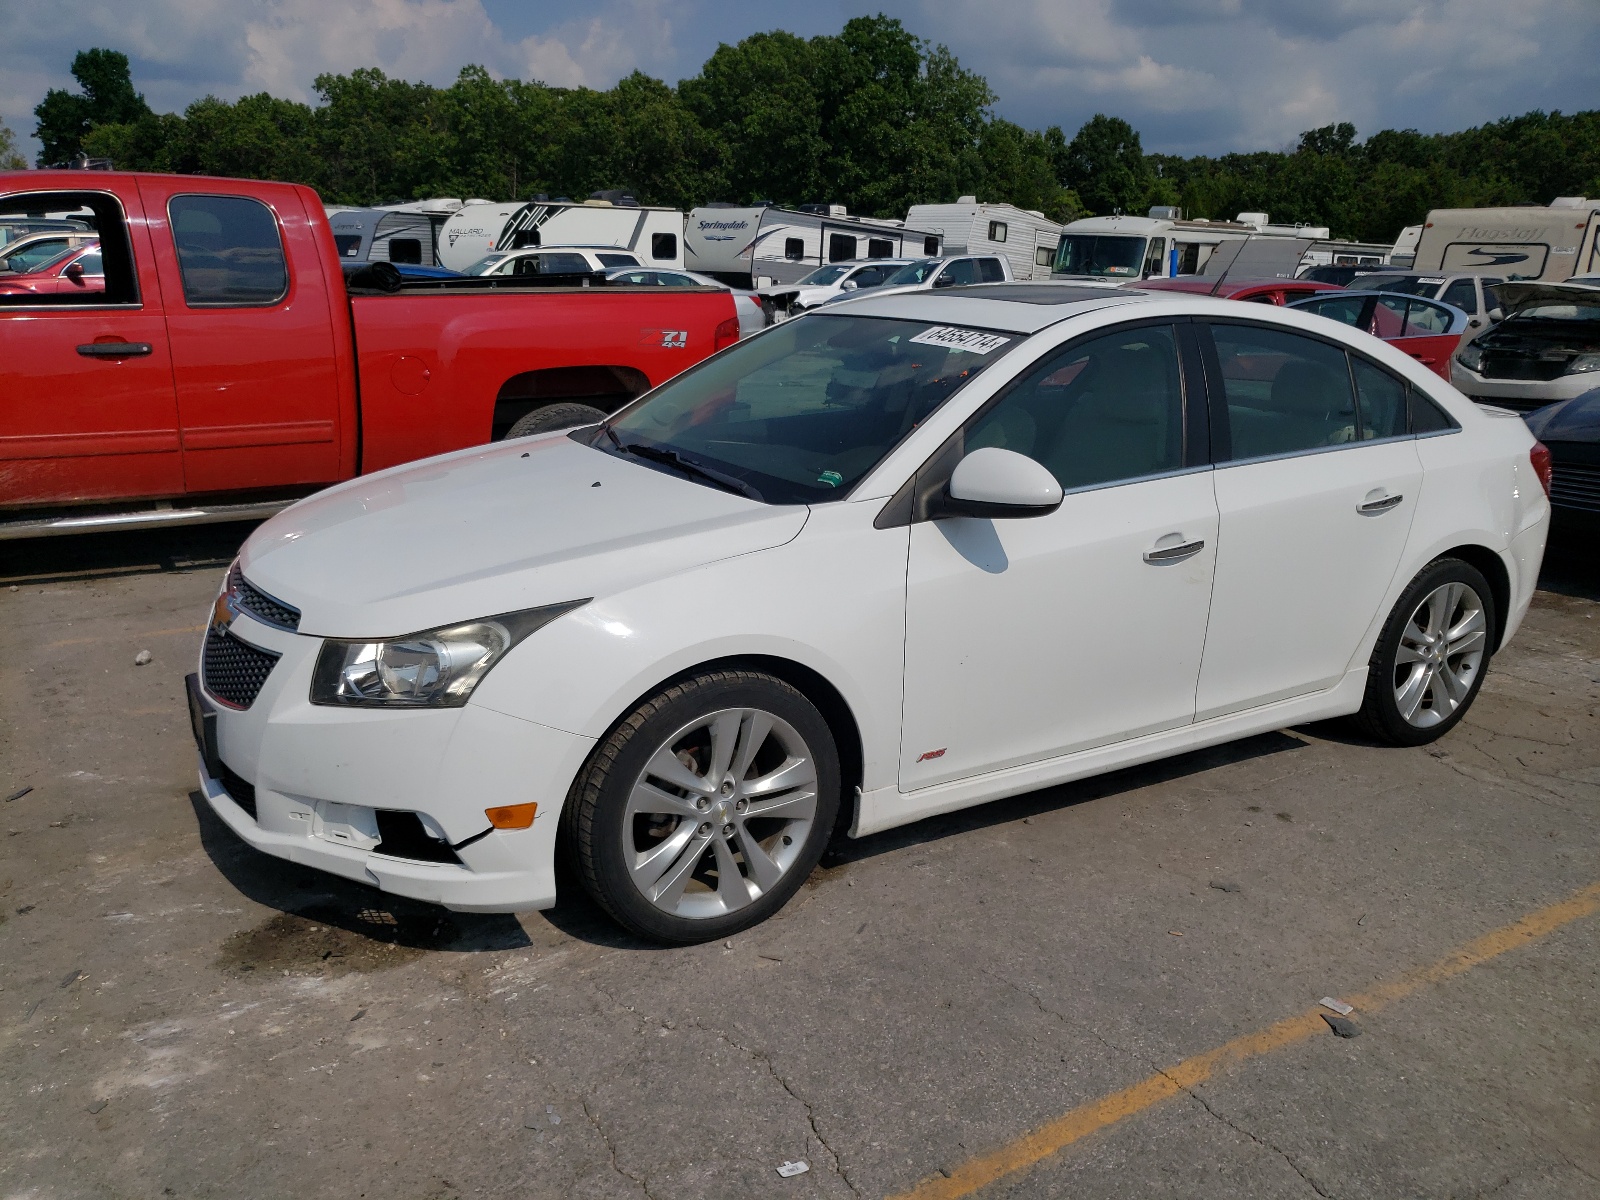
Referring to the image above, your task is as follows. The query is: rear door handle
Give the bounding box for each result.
[1358,492,1404,514]
[77,342,152,358]
[1143,539,1205,564]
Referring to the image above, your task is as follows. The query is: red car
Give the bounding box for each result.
[0,241,104,297]
[1133,277,1346,305]
[1288,291,1469,379]
[0,171,741,534]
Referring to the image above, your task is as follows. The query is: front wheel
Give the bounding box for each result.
[1351,557,1496,746]
[566,670,841,943]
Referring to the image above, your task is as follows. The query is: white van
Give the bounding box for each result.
[1410,198,1600,282]
[904,199,1061,280]
[436,197,684,274]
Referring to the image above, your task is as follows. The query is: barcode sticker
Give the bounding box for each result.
[908,326,1011,355]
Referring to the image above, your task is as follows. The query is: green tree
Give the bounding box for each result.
[33,48,152,165]
[1061,114,1149,216]
[0,123,27,171]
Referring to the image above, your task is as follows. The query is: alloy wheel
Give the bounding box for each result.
[622,707,819,919]
[1393,581,1488,728]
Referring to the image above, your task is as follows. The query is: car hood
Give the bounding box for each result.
[1496,281,1600,317]
[1524,386,1600,442]
[239,433,809,638]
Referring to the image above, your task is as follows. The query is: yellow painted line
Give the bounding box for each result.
[892,879,1600,1200]
[47,624,205,649]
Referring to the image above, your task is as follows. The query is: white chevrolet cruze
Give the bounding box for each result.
[188,285,1552,943]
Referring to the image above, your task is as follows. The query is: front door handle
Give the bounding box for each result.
[1143,539,1205,564]
[77,342,153,358]
[1358,492,1404,514]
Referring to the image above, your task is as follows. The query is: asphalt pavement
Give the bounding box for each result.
[2,528,1597,1200]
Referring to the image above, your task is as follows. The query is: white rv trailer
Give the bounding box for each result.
[684,204,943,289]
[904,198,1062,281]
[323,198,484,266]
[435,198,685,273]
[1050,208,1331,284]
[1410,198,1600,281]
[1389,225,1423,269]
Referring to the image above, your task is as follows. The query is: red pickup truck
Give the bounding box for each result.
[0,171,739,537]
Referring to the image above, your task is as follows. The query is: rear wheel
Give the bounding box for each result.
[505,402,607,438]
[1351,557,1495,746]
[567,670,840,943]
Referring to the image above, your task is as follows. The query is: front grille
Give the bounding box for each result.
[202,625,280,709]
[218,761,258,819]
[1466,394,1546,413]
[1480,352,1570,382]
[228,563,300,631]
[1550,461,1600,513]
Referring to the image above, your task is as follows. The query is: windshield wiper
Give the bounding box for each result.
[610,437,765,501]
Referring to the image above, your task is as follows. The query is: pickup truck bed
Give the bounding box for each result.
[0,171,738,537]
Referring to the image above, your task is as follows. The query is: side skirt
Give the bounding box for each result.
[851,668,1368,837]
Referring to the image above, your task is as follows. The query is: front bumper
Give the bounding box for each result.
[1450,363,1598,412]
[194,610,595,913]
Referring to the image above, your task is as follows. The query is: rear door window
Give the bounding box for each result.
[1300,295,1367,326]
[1208,323,1359,460]
[978,258,1006,283]
[1403,299,1453,336]
[168,195,288,307]
[1351,358,1408,440]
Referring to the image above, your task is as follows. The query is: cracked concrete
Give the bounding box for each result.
[3,534,1599,1199]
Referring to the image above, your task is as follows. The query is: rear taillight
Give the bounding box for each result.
[714,316,740,350]
[1530,441,1553,498]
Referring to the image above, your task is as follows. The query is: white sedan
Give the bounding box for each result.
[189,284,1551,943]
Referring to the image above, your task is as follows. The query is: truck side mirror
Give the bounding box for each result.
[932,274,956,288]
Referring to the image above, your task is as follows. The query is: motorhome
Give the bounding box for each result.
[684,204,943,289]
[1409,198,1600,281]
[1049,208,1330,284]
[435,196,685,274]
[904,198,1061,281]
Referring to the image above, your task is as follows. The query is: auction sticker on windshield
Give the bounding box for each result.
[908,327,1012,354]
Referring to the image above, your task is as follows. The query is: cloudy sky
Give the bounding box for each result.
[4,0,1597,161]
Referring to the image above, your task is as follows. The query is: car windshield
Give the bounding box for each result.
[796,264,849,286]
[463,254,507,275]
[1052,235,1147,278]
[1349,275,1438,296]
[593,314,1020,504]
[885,259,940,285]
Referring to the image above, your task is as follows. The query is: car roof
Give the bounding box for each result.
[829,284,1150,333]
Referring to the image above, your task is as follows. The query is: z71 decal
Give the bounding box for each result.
[640,329,689,349]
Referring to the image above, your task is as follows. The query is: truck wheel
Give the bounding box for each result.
[1350,557,1496,746]
[566,670,841,944]
[505,402,607,438]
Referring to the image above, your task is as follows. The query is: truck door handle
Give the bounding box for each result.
[1358,492,1404,514]
[77,342,152,358]
[1143,539,1205,564]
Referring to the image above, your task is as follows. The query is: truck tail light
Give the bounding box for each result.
[1530,442,1552,498]
[714,316,740,350]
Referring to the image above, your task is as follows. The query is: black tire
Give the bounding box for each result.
[1350,556,1497,746]
[565,670,841,944]
[505,402,607,438]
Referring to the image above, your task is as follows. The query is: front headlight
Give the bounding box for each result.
[1455,344,1484,373]
[310,600,588,708]
[1566,352,1600,375]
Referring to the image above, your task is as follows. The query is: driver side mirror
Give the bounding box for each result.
[840,279,858,291]
[932,274,956,288]
[1487,307,1504,323]
[933,447,1063,519]
[64,261,85,282]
